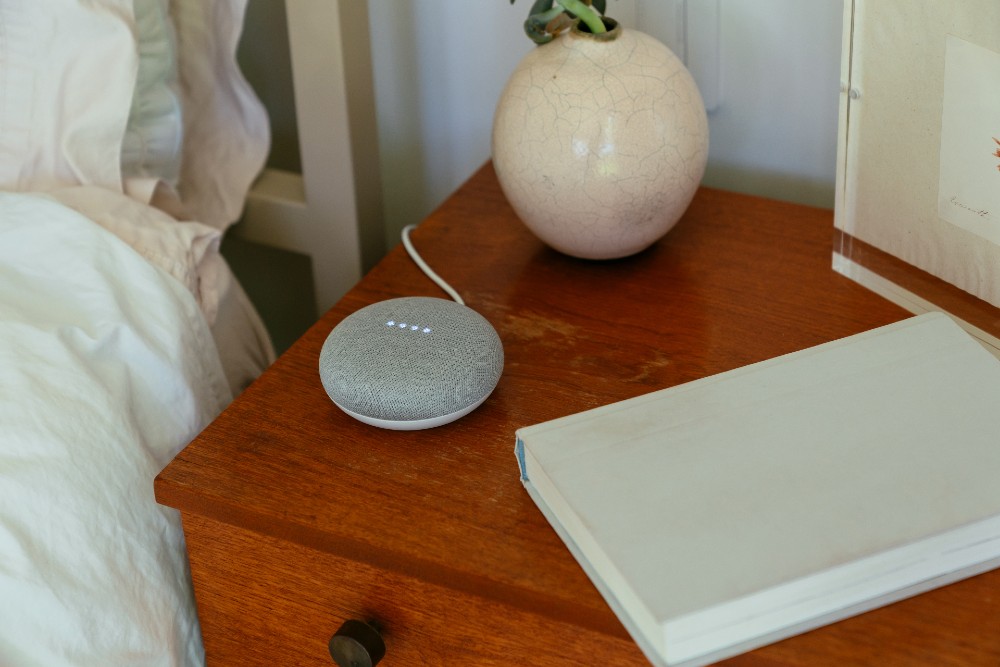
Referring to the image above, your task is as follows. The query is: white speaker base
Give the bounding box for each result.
[333,393,492,430]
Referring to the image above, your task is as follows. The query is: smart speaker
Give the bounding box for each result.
[319,296,504,430]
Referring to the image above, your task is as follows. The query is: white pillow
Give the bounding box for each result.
[122,0,184,188]
[169,0,271,229]
[0,0,270,231]
[0,1,136,192]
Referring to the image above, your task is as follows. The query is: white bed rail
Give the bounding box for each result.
[238,0,384,315]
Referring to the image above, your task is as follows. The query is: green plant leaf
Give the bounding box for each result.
[524,16,555,44]
[513,0,611,43]
[523,3,564,43]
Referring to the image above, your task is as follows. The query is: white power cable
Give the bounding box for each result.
[401,224,465,306]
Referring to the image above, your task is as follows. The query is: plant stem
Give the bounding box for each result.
[537,5,565,24]
[555,0,606,34]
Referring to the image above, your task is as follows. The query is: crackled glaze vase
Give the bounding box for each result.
[492,20,709,259]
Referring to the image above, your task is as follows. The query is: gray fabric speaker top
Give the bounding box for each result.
[319,297,504,424]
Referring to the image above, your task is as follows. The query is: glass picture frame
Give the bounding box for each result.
[833,0,1000,356]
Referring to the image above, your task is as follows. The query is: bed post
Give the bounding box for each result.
[238,0,385,315]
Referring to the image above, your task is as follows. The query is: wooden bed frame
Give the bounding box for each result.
[235,1,384,316]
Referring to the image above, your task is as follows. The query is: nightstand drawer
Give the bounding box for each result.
[181,513,645,666]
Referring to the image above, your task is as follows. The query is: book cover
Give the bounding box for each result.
[515,313,1000,667]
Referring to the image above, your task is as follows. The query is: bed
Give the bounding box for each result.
[0,1,372,664]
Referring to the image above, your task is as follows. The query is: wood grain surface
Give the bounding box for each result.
[156,163,1000,666]
[183,512,644,666]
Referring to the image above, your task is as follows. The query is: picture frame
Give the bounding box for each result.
[833,0,1000,356]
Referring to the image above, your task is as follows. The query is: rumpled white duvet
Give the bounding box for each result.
[0,192,233,666]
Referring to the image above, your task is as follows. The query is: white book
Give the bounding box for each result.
[515,313,1000,667]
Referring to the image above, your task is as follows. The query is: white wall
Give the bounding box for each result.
[366,0,845,247]
[365,1,531,248]
[699,1,845,208]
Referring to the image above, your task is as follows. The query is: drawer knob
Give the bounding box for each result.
[329,619,386,667]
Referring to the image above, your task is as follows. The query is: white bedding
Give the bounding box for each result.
[46,186,275,395]
[0,2,274,662]
[0,192,232,666]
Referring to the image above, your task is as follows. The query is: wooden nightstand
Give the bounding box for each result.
[155,163,1000,666]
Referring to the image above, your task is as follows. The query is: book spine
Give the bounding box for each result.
[514,436,529,482]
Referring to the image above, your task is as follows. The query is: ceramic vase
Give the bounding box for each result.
[492,20,709,260]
